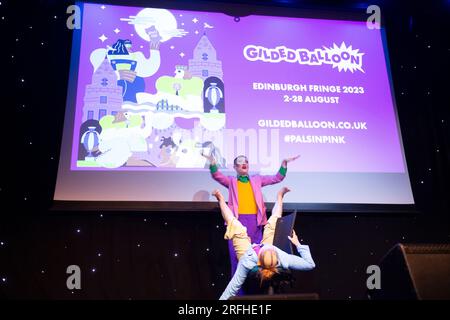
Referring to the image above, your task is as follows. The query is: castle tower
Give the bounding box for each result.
[82,58,123,122]
[188,34,223,81]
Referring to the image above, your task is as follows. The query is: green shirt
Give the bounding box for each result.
[237,175,250,183]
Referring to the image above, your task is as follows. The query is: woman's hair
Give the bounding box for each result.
[257,249,279,285]
[258,267,278,286]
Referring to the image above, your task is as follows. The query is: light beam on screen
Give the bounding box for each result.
[54,2,414,211]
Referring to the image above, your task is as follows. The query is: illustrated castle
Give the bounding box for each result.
[82,58,123,122]
[188,34,223,81]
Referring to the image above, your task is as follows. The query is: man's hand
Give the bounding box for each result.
[201,152,216,165]
[282,154,300,167]
[288,230,301,247]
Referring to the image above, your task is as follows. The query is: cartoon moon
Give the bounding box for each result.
[133,8,178,42]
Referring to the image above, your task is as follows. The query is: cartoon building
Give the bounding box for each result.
[82,58,123,122]
[188,34,223,81]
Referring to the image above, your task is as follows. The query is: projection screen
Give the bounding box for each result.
[54,2,415,212]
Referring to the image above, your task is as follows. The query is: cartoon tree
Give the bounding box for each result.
[173,83,182,96]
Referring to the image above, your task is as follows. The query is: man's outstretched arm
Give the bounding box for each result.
[202,153,230,188]
[260,155,300,186]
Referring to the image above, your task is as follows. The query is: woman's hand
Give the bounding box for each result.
[288,230,301,247]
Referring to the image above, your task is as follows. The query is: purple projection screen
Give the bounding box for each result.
[54,2,414,210]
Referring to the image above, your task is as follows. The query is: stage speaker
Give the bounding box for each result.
[369,243,450,300]
[230,293,319,300]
